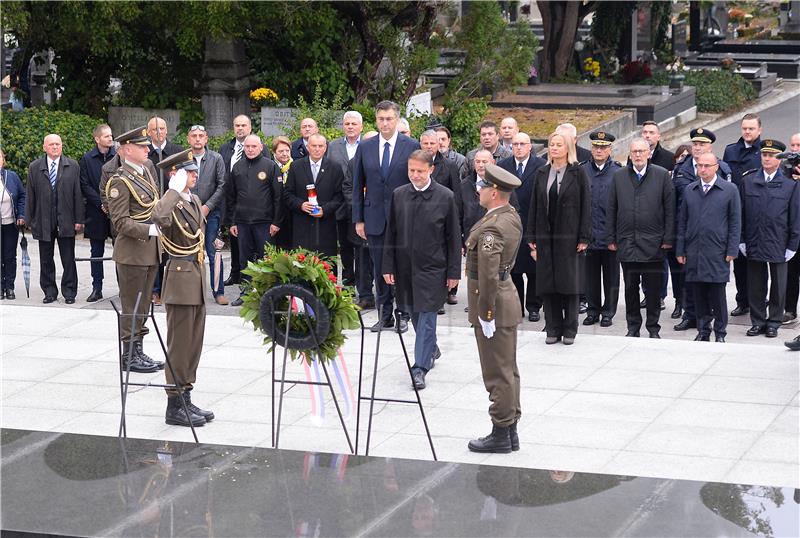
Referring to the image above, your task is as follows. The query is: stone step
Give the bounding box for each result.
[709,39,800,55]
[695,52,800,79]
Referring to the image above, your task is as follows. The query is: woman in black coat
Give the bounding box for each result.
[527,132,591,344]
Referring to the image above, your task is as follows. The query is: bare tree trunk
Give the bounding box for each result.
[537,0,596,81]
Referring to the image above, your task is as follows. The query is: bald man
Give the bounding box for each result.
[291,117,319,160]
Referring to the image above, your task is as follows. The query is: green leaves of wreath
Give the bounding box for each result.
[239,245,361,363]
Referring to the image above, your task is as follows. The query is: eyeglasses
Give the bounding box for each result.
[630,149,649,154]
[189,125,206,132]
[695,163,718,169]
[511,142,530,147]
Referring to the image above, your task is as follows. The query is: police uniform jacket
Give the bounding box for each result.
[225,154,281,225]
[526,162,591,294]
[676,179,741,283]
[582,159,622,250]
[79,145,115,240]
[25,156,84,242]
[152,189,207,305]
[106,162,160,266]
[606,163,675,263]
[672,157,732,227]
[723,137,761,186]
[466,204,523,327]
[498,154,546,274]
[740,167,800,263]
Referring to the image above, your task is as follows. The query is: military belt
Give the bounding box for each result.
[170,254,199,262]
[467,270,510,281]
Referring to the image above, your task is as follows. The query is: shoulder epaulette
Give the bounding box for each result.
[741,168,758,177]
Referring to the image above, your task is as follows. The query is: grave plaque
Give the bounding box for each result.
[672,21,688,55]
[108,107,180,135]
[260,107,297,137]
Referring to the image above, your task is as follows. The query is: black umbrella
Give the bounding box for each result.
[19,228,30,298]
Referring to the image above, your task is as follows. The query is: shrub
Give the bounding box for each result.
[441,98,490,154]
[620,60,652,84]
[0,107,103,179]
[643,68,757,113]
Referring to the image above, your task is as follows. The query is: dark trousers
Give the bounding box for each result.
[38,234,77,300]
[667,250,685,302]
[747,259,787,329]
[367,232,395,322]
[693,281,728,337]
[542,293,579,338]
[1,223,19,291]
[681,281,697,321]
[785,252,800,315]
[622,261,663,334]
[89,237,106,291]
[337,219,355,284]
[584,248,619,318]
[643,257,669,300]
[402,309,438,373]
[356,240,374,300]
[152,254,167,295]
[511,272,541,315]
[732,252,749,308]
[204,210,224,297]
[229,232,241,280]
[236,222,272,277]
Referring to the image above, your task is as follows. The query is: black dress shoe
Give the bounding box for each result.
[64,297,75,304]
[437,308,445,315]
[370,318,394,332]
[674,319,697,331]
[625,330,640,337]
[468,424,512,454]
[639,298,647,308]
[412,370,426,390]
[447,294,458,305]
[731,305,749,316]
[5,290,15,300]
[746,325,766,336]
[583,315,599,326]
[784,335,800,350]
[355,298,375,310]
[694,333,710,341]
[396,317,409,334]
[223,275,240,286]
[600,316,612,327]
[715,335,726,343]
[231,297,244,307]
[579,301,588,314]
[649,332,661,339]
[782,312,797,324]
[766,326,778,338]
[528,311,540,322]
[43,296,57,304]
[660,299,666,310]
[86,289,103,302]
[0,289,5,299]
[671,304,683,319]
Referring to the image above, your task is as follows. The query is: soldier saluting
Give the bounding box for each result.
[466,164,523,454]
[106,126,164,373]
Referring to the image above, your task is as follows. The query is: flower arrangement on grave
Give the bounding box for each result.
[250,87,279,107]
[239,245,361,364]
[620,59,652,84]
[583,57,601,81]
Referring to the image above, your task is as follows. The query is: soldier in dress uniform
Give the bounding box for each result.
[152,151,214,427]
[466,163,523,454]
[105,126,165,373]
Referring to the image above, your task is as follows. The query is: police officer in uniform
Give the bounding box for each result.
[152,151,214,427]
[106,126,165,373]
[466,164,523,454]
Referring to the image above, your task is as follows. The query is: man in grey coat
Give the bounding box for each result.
[607,138,674,338]
[676,152,741,342]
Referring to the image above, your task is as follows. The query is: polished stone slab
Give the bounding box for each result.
[2,429,799,538]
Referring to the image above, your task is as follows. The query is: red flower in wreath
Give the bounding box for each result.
[328,274,337,282]
[297,253,306,262]
[322,261,330,271]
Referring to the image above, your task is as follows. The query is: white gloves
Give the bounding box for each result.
[739,243,746,256]
[148,224,160,237]
[479,317,495,339]
[169,168,188,193]
[786,249,796,262]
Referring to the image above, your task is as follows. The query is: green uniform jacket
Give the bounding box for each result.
[106,163,160,266]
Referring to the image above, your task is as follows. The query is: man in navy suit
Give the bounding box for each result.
[352,100,420,332]
[291,117,319,160]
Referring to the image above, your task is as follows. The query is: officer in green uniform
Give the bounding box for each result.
[153,151,213,427]
[106,126,164,373]
[466,163,523,454]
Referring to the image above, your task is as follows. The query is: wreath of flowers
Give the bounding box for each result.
[239,245,361,363]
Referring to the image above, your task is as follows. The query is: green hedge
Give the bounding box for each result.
[644,69,757,113]
[0,107,104,180]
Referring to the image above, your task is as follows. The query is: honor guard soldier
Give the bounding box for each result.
[106,126,165,373]
[466,163,524,454]
[153,151,214,427]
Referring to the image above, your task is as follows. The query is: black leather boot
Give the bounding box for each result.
[133,339,165,370]
[468,424,512,453]
[509,421,520,451]
[182,391,214,422]
[122,341,159,373]
[165,395,206,427]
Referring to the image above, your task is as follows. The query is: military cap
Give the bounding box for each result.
[482,163,521,191]
[690,128,715,144]
[115,125,150,145]
[590,131,615,146]
[156,149,198,172]
[760,139,786,154]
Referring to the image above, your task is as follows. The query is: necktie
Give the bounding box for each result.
[636,172,643,183]
[381,141,390,179]
[516,161,524,178]
[766,174,773,183]
[703,183,711,195]
[232,143,243,171]
[312,162,319,182]
[49,161,57,188]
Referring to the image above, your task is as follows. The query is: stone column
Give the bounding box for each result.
[199,39,250,137]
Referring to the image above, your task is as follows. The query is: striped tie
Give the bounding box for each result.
[48,161,57,188]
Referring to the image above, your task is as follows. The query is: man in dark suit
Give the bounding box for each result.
[291,117,319,160]
[26,134,84,304]
[641,121,675,171]
[352,100,421,332]
[218,114,271,287]
[79,123,115,302]
[284,134,344,257]
[498,132,545,321]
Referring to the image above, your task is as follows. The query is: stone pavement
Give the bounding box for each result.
[1,238,798,489]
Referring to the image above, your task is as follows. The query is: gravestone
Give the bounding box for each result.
[672,21,688,55]
[260,107,297,137]
[108,107,180,135]
[199,39,250,137]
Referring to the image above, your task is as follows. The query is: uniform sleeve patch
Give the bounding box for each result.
[482,234,494,250]
[109,188,119,198]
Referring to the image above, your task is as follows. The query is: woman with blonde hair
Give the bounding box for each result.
[526,132,591,344]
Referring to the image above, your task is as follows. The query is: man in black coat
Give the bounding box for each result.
[676,152,741,342]
[79,123,116,302]
[226,135,282,306]
[291,117,319,160]
[641,121,675,171]
[607,138,675,338]
[284,134,344,257]
[458,150,494,248]
[26,134,85,303]
[498,132,546,322]
[383,150,461,390]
